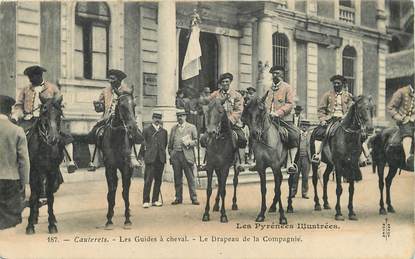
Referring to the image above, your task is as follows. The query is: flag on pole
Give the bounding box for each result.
[181,11,202,80]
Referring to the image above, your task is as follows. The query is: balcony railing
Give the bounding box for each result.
[270,0,287,9]
[339,5,355,24]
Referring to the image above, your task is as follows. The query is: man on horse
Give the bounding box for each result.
[200,72,247,171]
[387,82,415,171]
[11,65,77,173]
[264,65,300,174]
[312,74,353,164]
[87,69,143,171]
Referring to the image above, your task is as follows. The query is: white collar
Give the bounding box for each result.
[178,122,186,128]
[152,123,160,130]
[0,114,9,120]
[271,81,282,91]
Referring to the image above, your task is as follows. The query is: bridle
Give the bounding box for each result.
[340,98,370,139]
[247,98,277,150]
[109,93,136,139]
[38,100,63,146]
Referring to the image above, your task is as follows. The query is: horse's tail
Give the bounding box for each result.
[370,132,383,168]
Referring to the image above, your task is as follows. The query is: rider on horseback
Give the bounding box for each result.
[264,65,300,174]
[86,69,144,171]
[387,82,415,171]
[199,72,247,171]
[11,65,77,173]
[311,75,353,164]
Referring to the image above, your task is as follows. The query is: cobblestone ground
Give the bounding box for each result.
[0,166,414,259]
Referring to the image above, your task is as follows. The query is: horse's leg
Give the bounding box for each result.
[276,170,287,225]
[385,167,398,213]
[120,166,132,228]
[311,163,321,211]
[334,167,344,221]
[232,165,240,210]
[202,169,214,221]
[219,168,230,223]
[377,162,387,215]
[213,185,220,212]
[286,173,294,213]
[105,167,118,229]
[256,169,267,222]
[46,173,58,234]
[347,181,357,220]
[26,176,39,235]
[323,164,333,209]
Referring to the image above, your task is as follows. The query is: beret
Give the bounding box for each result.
[330,74,346,83]
[219,73,233,82]
[24,65,47,76]
[108,69,127,80]
[269,65,285,73]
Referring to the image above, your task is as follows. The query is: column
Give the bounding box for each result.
[306,43,318,121]
[157,0,177,129]
[377,45,387,124]
[376,0,387,33]
[256,15,273,96]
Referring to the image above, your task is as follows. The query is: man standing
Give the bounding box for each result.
[139,111,168,208]
[246,87,257,100]
[200,73,247,171]
[12,65,76,173]
[387,82,415,171]
[87,69,143,171]
[169,109,199,205]
[312,75,353,164]
[291,120,312,199]
[292,105,303,127]
[0,95,30,230]
[264,65,300,174]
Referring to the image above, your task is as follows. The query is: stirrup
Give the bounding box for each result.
[87,162,96,172]
[67,161,77,174]
[287,163,298,174]
[311,154,321,164]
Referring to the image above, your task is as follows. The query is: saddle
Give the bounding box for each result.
[270,119,289,144]
[326,120,341,138]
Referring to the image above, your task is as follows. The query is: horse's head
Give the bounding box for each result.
[350,95,375,134]
[242,91,268,138]
[205,97,227,137]
[114,86,138,135]
[39,95,63,145]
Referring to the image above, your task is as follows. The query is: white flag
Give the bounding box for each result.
[181,24,202,80]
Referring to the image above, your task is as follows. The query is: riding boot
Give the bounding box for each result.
[312,140,322,164]
[65,143,77,173]
[88,144,97,171]
[287,147,298,174]
[403,137,414,171]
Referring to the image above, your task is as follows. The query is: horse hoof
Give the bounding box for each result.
[286,207,294,213]
[387,206,395,213]
[323,204,331,210]
[124,221,132,229]
[348,214,358,221]
[314,204,322,211]
[232,204,238,211]
[48,225,58,234]
[279,217,288,225]
[202,214,210,222]
[105,222,114,230]
[255,215,265,222]
[379,208,387,215]
[220,215,228,223]
[268,207,276,213]
[26,226,35,235]
[335,214,345,221]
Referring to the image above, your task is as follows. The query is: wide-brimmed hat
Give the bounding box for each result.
[24,65,47,76]
[152,111,163,119]
[108,69,127,80]
[176,109,187,116]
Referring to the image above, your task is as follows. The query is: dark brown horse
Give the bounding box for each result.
[100,87,138,229]
[371,127,411,215]
[26,96,64,234]
[202,98,237,223]
[310,95,374,220]
[241,92,293,224]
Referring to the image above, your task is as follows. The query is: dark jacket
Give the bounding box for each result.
[139,124,168,164]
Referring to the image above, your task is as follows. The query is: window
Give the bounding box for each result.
[342,46,357,94]
[75,2,110,80]
[339,0,353,8]
[339,0,355,23]
[272,32,289,82]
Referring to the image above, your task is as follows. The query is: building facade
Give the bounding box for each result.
[1,0,410,167]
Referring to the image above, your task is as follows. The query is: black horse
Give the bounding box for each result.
[202,98,237,223]
[100,87,138,229]
[241,92,294,224]
[310,95,374,220]
[26,96,65,234]
[371,126,413,215]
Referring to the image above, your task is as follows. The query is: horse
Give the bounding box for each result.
[241,92,294,224]
[100,87,138,229]
[371,126,412,215]
[202,97,238,223]
[310,95,374,220]
[25,95,65,234]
